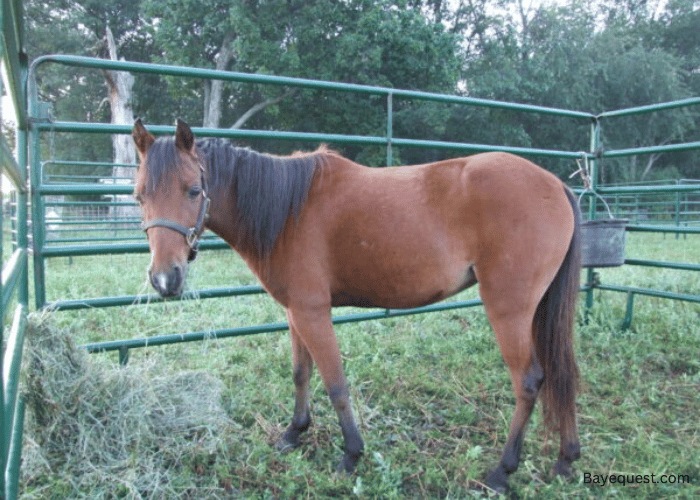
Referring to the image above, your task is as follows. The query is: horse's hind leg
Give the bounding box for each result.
[279,317,313,451]
[286,306,364,473]
[483,313,543,493]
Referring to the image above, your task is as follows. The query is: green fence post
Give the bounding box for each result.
[1,74,6,500]
[17,128,29,306]
[28,85,48,308]
[585,118,601,316]
[621,292,635,331]
[386,91,393,167]
[119,346,130,366]
[675,181,681,239]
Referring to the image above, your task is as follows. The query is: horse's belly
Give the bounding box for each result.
[331,258,476,309]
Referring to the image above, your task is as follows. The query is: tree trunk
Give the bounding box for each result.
[203,34,235,128]
[200,33,295,130]
[104,26,138,220]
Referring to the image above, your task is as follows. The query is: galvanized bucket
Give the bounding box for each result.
[581,218,628,267]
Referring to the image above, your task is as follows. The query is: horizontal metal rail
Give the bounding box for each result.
[624,258,700,272]
[80,284,592,359]
[1,249,26,318]
[34,120,584,160]
[602,141,700,159]
[597,97,700,119]
[3,305,27,447]
[48,285,267,311]
[43,160,136,168]
[4,396,24,500]
[47,201,137,207]
[39,183,135,196]
[46,220,140,227]
[626,224,700,234]
[45,175,133,182]
[31,54,595,120]
[47,236,143,244]
[597,182,700,194]
[1,136,25,193]
[595,283,700,304]
[81,299,484,360]
[39,239,230,258]
[1,303,27,500]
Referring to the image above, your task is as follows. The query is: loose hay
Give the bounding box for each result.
[21,311,235,499]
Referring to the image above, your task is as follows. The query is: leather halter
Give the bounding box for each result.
[142,163,211,262]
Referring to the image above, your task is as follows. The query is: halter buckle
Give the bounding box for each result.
[186,227,199,248]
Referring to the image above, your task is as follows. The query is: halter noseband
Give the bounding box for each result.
[142,164,211,262]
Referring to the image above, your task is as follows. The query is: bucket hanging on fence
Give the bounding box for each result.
[571,153,628,267]
[581,218,628,267]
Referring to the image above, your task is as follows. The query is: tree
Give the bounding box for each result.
[140,0,253,128]
[104,26,139,218]
[26,0,149,180]
[25,0,107,196]
[457,0,695,182]
[139,0,461,163]
[25,0,700,179]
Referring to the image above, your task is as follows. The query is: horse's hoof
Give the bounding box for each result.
[552,459,573,477]
[276,429,302,453]
[276,438,297,453]
[336,451,361,475]
[485,465,508,494]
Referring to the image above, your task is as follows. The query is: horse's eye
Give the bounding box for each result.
[188,186,202,199]
[134,193,143,205]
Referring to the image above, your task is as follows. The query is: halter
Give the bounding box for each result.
[142,163,211,262]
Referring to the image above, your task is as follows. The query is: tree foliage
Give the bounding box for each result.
[23,0,700,181]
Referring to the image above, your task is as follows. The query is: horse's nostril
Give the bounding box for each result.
[149,263,186,297]
[157,274,169,293]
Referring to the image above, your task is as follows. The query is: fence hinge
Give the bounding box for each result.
[30,101,54,124]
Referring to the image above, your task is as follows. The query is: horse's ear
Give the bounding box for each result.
[132,119,155,159]
[175,119,195,152]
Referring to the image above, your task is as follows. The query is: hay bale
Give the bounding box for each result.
[21,311,236,499]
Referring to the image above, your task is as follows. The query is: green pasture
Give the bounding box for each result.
[17,231,700,499]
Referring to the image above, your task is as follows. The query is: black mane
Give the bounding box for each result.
[144,136,324,257]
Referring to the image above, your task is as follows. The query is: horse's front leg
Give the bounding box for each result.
[278,316,313,451]
[286,305,364,473]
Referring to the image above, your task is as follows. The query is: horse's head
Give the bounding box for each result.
[132,119,210,297]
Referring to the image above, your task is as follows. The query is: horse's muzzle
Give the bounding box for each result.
[149,263,186,297]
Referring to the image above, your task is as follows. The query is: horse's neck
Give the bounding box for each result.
[204,189,241,251]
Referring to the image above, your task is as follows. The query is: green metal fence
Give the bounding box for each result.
[580,105,700,321]
[26,55,700,362]
[26,55,597,363]
[1,0,29,498]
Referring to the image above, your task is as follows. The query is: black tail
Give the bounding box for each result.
[534,186,581,431]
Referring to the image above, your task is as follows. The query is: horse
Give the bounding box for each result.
[132,119,581,492]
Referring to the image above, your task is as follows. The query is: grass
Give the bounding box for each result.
[16,231,700,499]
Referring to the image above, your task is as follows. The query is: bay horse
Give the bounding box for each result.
[132,119,581,492]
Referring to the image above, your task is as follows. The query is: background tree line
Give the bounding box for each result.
[22,0,700,184]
